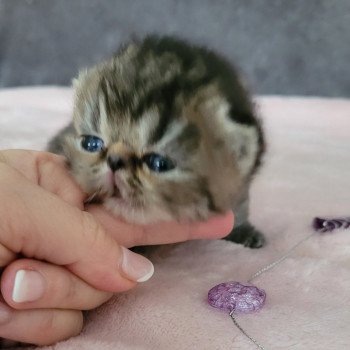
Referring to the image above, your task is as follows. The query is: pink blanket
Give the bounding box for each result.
[1,87,350,349]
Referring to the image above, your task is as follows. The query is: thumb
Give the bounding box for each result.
[0,162,154,292]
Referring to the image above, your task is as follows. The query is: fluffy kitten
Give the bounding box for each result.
[48,36,265,248]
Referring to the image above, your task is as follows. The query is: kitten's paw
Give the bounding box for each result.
[224,223,265,249]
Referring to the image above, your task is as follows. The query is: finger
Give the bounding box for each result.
[0,149,85,208]
[34,152,86,209]
[88,205,234,248]
[0,301,83,346]
[0,244,16,267]
[1,259,112,310]
[0,163,154,292]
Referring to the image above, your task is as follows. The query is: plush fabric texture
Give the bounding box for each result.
[0,87,349,349]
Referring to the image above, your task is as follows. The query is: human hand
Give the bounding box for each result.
[0,150,234,346]
[0,149,156,345]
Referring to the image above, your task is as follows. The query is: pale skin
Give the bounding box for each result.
[0,150,234,346]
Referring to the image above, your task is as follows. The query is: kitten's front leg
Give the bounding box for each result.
[224,221,265,248]
[224,196,265,248]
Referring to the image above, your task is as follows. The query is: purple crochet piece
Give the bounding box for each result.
[208,281,266,314]
[313,217,350,233]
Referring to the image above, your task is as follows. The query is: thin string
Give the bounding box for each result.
[231,231,317,349]
[248,232,316,283]
[230,311,266,350]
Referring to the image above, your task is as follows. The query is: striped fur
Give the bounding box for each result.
[49,36,265,226]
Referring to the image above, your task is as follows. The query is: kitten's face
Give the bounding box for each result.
[61,40,259,224]
[70,86,208,223]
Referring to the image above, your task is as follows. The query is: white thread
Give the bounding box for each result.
[230,310,266,350]
[248,232,316,283]
[231,231,317,349]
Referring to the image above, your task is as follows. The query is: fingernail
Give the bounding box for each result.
[121,247,154,282]
[12,270,46,303]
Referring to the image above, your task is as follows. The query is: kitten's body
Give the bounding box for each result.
[49,36,265,247]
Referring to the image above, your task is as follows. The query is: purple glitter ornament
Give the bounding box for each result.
[208,281,266,314]
[313,217,350,233]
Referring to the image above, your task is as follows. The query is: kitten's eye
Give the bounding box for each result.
[81,135,105,152]
[143,153,175,173]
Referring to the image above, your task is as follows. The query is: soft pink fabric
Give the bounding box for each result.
[1,87,350,350]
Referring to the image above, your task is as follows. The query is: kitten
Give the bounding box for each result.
[48,36,265,248]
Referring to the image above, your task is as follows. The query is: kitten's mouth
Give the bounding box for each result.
[84,183,122,204]
[111,185,123,199]
[112,185,122,198]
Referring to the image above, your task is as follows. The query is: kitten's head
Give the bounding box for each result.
[62,37,262,223]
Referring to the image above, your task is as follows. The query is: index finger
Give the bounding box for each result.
[88,205,234,248]
[0,149,85,209]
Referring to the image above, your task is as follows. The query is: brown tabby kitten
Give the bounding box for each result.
[49,36,265,248]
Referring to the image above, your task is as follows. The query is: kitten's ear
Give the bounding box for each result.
[72,68,89,89]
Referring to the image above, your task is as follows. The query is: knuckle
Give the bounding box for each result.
[36,152,84,206]
[35,152,67,184]
[36,155,56,183]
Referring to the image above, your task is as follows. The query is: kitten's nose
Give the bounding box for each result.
[107,155,126,172]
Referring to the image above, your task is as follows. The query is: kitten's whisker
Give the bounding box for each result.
[84,193,97,204]
[84,187,103,204]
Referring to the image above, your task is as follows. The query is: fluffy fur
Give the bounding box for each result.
[48,36,265,246]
